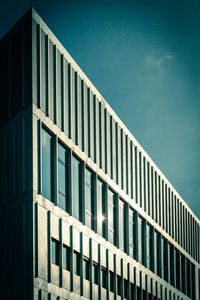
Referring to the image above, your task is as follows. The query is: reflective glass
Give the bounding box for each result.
[146,225,151,269]
[97,179,103,236]
[119,200,124,250]
[58,143,66,211]
[63,245,70,271]
[72,157,80,220]
[108,189,115,244]
[138,217,143,264]
[42,129,52,201]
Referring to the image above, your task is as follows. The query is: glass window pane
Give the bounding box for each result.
[97,179,103,236]
[110,271,115,292]
[42,129,52,201]
[138,217,143,264]
[63,245,70,271]
[108,189,115,245]
[129,209,134,258]
[72,157,80,220]
[74,251,81,276]
[154,231,158,274]
[146,225,151,269]
[85,168,93,228]
[93,263,98,284]
[101,268,107,289]
[58,143,67,211]
[83,258,90,280]
[119,200,124,250]
[51,238,59,266]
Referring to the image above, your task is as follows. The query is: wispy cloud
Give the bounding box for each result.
[145,53,174,67]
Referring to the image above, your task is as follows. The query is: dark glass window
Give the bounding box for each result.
[72,156,80,220]
[187,259,191,297]
[124,279,128,299]
[108,189,115,244]
[74,251,81,276]
[97,179,104,236]
[101,267,107,289]
[138,216,143,264]
[117,275,121,296]
[93,263,98,284]
[85,168,93,229]
[129,209,135,258]
[170,244,174,285]
[161,237,165,279]
[51,238,59,266]
[175,250,180,290]
[83,258,90,280]
[119,199,125,251]
[146,224,151,269]
[63,245,70,271]
[110,271,115,292]
[58,143,67,211]
[154,231,158,274]
[181,254,185,293]
[42,128,53,201]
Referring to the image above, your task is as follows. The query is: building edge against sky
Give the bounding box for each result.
[0,7,199,300]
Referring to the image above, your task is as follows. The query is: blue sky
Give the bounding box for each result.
[1,0,200,218]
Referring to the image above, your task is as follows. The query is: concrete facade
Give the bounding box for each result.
[0,8,199,300]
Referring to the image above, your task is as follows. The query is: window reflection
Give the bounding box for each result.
[42,128,52,201]
[72,156,80,220]
[58,143,66,211]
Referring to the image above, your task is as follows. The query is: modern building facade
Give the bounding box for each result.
[0,8,199,300]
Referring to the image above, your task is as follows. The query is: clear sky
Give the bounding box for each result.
[1,0,200,219]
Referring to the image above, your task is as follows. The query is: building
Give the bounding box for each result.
[0,7,199,300]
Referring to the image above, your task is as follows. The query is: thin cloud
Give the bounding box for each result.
[146,53,174,67]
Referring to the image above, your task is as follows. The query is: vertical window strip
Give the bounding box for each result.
[120,129,124,190]
[135,146,138,204]
[130,141,134,199]
[74,71,78,145]
[110,116,113,179]
[98,101,102,168]
[93,95,97,163]
[115,122,119,184]
[68,63,71,138]
[143,157,146,212]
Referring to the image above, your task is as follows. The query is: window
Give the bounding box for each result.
[74,251,81,276]
[97,179,104,236]
[138,216,143,264]
[58,143,67,211]
[63,245,70,271]
[85,168,93,229]
[169,244,174,285]
[146,224,151,270]
[101,267,107,289]
[129,209,135,258]
[42,128,53,201]
[124,279,129,299]
[154,231,158,274]
[110,271,115,292]
[51,238,59,266]
[93,263,98,284]
[72,156,80,220]
[83,258,90,280]
[175,249,180,290]
[108,189,115,244]
[117,275,121,296]
[119,199,125,251]
[187,259,191,297]
[161,237,165,279]
[181,254,185,293]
